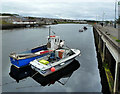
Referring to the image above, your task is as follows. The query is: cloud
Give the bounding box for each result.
[1,0,118,20]
[1,0,116,3]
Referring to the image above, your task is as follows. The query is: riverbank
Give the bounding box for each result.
[0,23,56,30]
[0,22,87,30]
[0,24,42,30]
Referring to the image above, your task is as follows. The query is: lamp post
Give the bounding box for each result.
[102,12,105,22]
[118,1,120,19]
[96,15,98,23]
[114,0,117,28]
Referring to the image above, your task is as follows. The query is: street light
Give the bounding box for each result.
[102,12,105,22]
[118,1,120,19]
[114,0,117,28]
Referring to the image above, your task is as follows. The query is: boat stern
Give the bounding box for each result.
[9,56,34,68]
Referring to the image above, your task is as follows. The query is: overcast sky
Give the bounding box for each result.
[1,0,120,20]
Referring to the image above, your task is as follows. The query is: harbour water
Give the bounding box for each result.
[2,24,102,92]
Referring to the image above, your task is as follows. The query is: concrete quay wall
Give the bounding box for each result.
[93,25,120,93]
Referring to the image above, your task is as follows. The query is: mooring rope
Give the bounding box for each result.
[31,71,39,78]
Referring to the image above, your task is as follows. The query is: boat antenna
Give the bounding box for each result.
[52,31,55,35]
[49,26,51,38]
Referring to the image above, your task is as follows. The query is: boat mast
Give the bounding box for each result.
[49,26,51,38]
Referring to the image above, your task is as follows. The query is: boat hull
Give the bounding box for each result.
[31,58,75,77]
[10,54,48,68]
[9,45,47,68]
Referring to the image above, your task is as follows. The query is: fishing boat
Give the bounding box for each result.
[9,27,65,68]
[30,36,81,76]
[79,29,83,32]
[30,48,80,76]
[9,45,47,68]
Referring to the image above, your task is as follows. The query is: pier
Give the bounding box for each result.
[93,24,120,93]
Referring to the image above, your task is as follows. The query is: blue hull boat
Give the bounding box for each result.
[9,26,66,68]
[9,45,48,68]
[9,37,65,68]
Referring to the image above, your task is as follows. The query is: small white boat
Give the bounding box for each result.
[79,26,87,32]
[30,48,80,76]
[79,29,83,32]
[30,33,81,77]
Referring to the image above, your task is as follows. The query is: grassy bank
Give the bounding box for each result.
[0,20,12,25]
[57,22,86,24]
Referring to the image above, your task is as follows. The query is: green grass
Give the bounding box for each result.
[0,20,12,25]
[103,63,114,92]
[109,35,120,43]
[109,35,117,40]
[116,40,120,42]
[57,22,82,24]
[103,63,109,69]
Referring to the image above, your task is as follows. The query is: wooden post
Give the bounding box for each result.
[49,26,51,38]
[98,36,101,50]
[113,62,119,93]
[102,42,106,62]
[98,35,102,52]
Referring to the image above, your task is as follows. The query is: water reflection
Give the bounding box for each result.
[9,59,80,86]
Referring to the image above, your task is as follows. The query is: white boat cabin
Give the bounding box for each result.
[47,35,63,50]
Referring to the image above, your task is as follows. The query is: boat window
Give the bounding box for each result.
[48,38,51,42]
[55,39,57,42]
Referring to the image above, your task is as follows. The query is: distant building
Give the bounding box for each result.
[0,16,12,23]
[0,16,23,23]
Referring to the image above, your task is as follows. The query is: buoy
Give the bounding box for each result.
[51,67,55,72]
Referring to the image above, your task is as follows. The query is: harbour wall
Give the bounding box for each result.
[93,25,120,93]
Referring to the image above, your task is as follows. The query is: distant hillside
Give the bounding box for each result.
[0,13,19,16]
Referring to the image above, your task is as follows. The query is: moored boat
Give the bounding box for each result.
[9,27,65,68]
[83,26,87,30]
[79,29,83,32]
[30,47,80,76]
[79,26,87,32]
[9,45,48,68]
